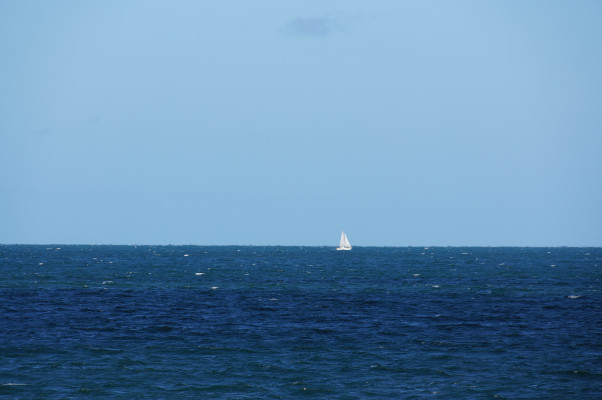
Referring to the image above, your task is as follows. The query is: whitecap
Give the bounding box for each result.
[210,286,219,290]
[566,295,581,299]
[195,272,205,276]
[184,254,189,257]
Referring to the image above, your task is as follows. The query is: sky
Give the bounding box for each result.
[1,0,601,246]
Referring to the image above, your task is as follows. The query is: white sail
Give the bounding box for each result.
[337,231,352,250]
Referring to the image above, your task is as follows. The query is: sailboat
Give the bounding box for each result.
[336,231,352,251]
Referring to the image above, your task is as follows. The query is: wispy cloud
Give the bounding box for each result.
[31,128,51,137]
[282,16,339,37]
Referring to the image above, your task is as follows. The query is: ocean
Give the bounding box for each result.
[1,245,600,399]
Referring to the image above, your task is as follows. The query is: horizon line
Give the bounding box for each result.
[1,243,601,248]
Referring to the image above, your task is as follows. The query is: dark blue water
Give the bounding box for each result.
[1,245,601,398]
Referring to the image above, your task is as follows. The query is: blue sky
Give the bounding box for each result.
[1,1,601,246]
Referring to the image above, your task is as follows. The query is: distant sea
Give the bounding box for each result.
[1,245,600,399]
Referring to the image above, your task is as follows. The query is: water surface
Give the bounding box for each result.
[1,245,600,398]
